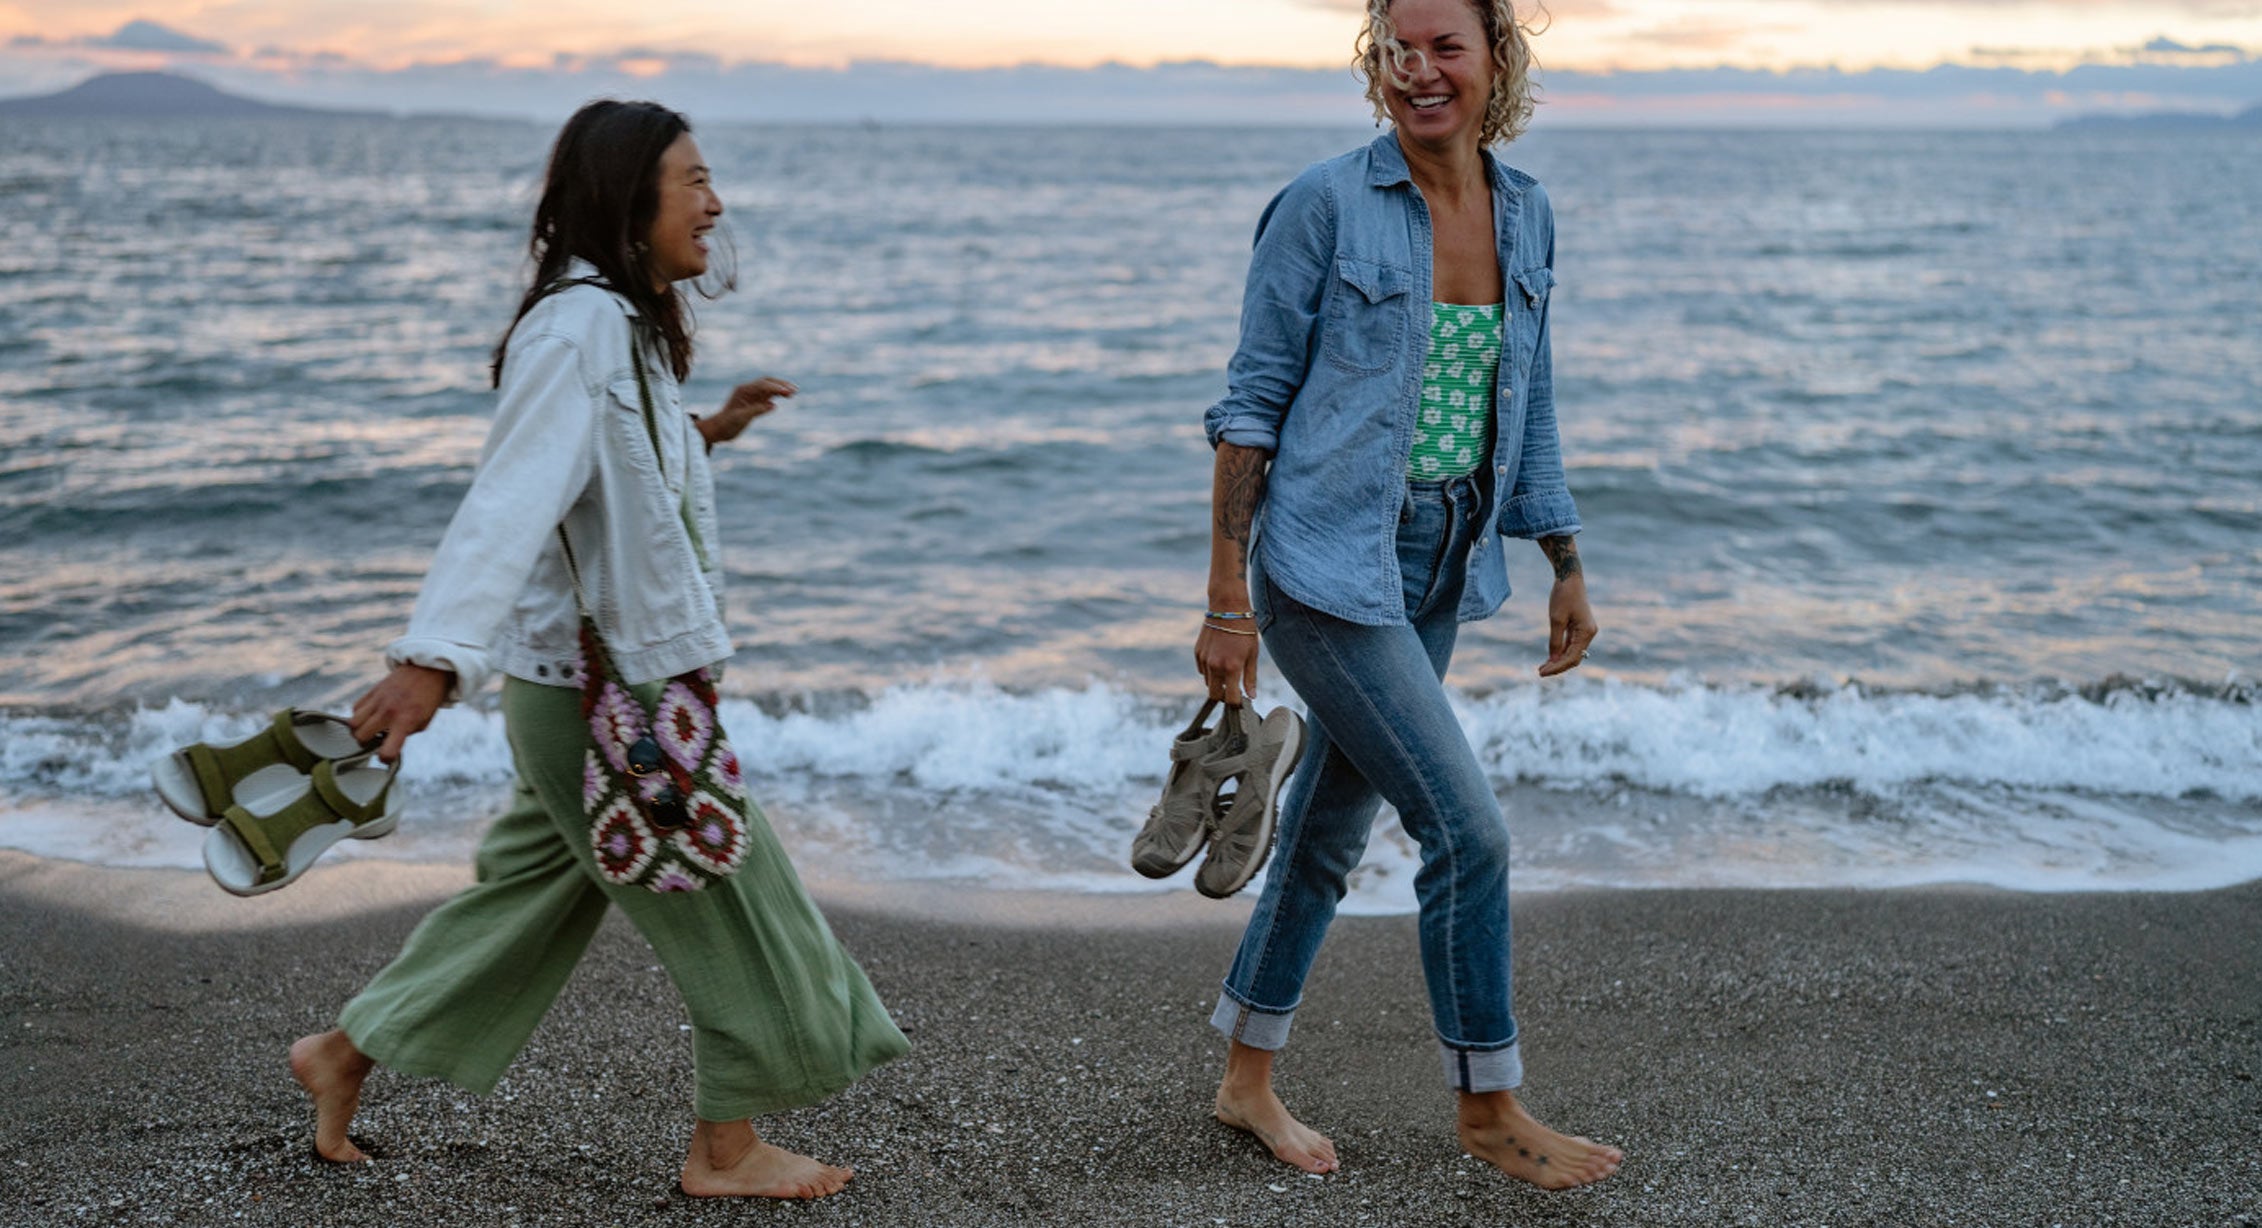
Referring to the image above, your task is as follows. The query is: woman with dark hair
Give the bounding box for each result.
[1192,0,1620,1190]
[284,100,907,1200]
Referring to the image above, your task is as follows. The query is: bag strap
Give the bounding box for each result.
[622,317,711,571]
[556,527,590,616]
[625,324,666,476]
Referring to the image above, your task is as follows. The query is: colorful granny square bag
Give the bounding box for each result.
[572,617,750,893]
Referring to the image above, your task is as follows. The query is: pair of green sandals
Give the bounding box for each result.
[151,709,403,897]
[1130,700,1307,899]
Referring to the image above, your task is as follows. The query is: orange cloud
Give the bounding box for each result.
[3,0,2259,79]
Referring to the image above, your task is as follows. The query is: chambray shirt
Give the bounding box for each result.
[1205,133,1581,626]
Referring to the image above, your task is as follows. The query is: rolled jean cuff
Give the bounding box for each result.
[1210,990,1296,1051]
[1440,1038,1523,1093]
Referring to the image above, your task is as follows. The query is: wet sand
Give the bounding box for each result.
[1,851,2256,1226]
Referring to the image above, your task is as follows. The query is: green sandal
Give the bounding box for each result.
[202,753,402,897]
[151,709,373,826]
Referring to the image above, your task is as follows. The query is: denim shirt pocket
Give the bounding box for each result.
[1509,265,1555,369]
[1323,255,1411,375]
[602,373,676,492]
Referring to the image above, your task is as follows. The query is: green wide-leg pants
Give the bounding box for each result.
[337,678,908,1121]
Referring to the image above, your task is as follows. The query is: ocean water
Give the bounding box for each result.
[2,120,2257,906]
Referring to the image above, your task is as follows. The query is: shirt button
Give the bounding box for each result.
[1495,464,1506,475]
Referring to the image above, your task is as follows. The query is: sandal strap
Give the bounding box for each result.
[182,744,239,818]
[220,799,307,886]
[220,760,394,886]
[270,709,335,771]
[1202,706,1253,771]
[183,714,288,816]
[1176,698,1220,742]
[181,709,340,815]
[308,758,394,826]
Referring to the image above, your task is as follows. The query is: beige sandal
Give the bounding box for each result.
[1131,700,1238,879]
[1194,706,1306,900]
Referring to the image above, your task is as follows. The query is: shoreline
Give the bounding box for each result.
[0,850,1262,935]
[2,855,2257,1225]
[4,842,2256,932]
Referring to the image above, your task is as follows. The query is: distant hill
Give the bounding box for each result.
[2055,101,2262,132]
[0,71,380,119]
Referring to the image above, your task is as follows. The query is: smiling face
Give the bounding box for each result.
[1377,0,1497,151]
[644,132,721,287]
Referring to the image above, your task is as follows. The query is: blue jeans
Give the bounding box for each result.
[1211,472,1522,1093]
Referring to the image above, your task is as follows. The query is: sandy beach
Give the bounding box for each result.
[1,850,2256,1227]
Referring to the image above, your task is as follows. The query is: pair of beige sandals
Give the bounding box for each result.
[151,709,401,896]
[1130,699,1307,899]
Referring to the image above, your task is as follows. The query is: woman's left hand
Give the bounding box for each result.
[698,376,797,447]
[1538,574,1599,677]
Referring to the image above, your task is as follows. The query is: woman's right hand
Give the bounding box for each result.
[350,663,455,764]
[1195,619,1261,707]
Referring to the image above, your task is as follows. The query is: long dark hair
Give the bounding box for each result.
[491,100,733,387]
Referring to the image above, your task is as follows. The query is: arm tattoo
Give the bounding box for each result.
[1539,535,1582,583]
[1215,445,1270,573]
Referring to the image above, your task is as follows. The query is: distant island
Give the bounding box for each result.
[2054,101,2262,132]
[0,71,381,119]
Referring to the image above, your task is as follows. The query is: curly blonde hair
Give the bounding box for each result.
[1356,0,1542,147]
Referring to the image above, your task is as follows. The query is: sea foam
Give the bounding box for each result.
[2,677,2256,905]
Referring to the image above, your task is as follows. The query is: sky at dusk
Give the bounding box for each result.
[4,2,2261,126]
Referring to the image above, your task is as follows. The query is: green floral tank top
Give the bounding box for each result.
[1408,302,1502,481]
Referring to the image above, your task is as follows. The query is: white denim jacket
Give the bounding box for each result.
[386,261,727,700]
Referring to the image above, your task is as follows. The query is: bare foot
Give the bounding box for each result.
[1215,1039,1337,1173]
[289,1030,374,1163]
[1215,1084,1340,1174]
[1457,1090,1621,1190]
[680,1119,853,1200]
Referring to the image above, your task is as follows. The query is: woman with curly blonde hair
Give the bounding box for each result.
[1191,0,1620,1189]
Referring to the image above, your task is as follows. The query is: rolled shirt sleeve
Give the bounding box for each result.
[1499,197,1581,541]
[1204,167,1335,453]
[385,333,597,701]
[1497,308,1581,539]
